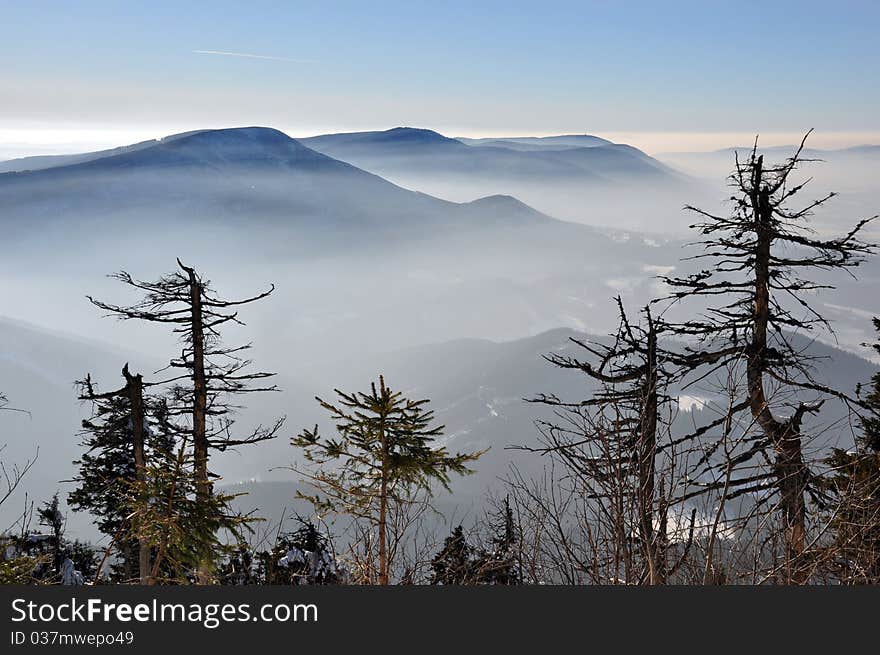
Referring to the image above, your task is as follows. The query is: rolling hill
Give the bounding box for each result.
[300,127,678,183]
[3,316,874,542]
[0,127,560,245]
[299,126,696,231]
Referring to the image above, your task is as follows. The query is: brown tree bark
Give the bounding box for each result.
[180,262,211,584]
[638,313,664,584]
[122,365,151,585]
[181,263,209,505]
[378,411,389,586]
[747,155,807,580]
[88,261,280,586]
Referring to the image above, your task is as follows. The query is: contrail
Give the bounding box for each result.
[193,50,314,63]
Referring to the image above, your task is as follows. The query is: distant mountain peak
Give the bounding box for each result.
[467,193,530,208]
[164,126,306,154]
[380,127,456,143]
[179,125,292,143]
[460,194,556,225]
[300,127,464,150]
[12,125,343,175]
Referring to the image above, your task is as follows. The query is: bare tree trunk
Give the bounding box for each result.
[660,133,873,584]
[181,263,211,584]
[378,419,389,585]
[747,156,807,580]
[775,429,807,572]
[122,365,151,585]
[88,261,281,586]
[639,314,662,583]
[182,265,209,503]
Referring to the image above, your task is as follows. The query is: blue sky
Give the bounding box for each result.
[2,1,878,153]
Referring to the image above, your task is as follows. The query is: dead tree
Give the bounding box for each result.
[87,260,284,581]
[74,366,154,584]
[660,132,875,581]
[528,299,694,584]
[0,393,37,511]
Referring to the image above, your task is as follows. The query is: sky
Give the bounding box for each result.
[2,0,879,156]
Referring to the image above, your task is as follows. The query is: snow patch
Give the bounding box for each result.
[678,395,708,412]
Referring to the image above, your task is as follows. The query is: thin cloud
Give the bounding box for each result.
[193,50,315,63]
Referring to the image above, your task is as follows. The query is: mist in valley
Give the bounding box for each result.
[1,125,879,551]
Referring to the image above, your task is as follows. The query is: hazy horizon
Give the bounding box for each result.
[2,124,879,162]
[4,1,879,160]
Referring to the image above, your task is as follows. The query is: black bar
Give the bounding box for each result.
[0,586,872,651]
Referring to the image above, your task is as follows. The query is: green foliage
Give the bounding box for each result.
[292,375,484,583]
[220,542,257,585]
[37,493,65,574]
[292,375,484,516]
[240,519,341,585]
[0,555,45,585]
[859,317,880,452]
[2,500,98,584]
[823,448,880,583]
[66,540,99,582]
[821,317,880,583]
[429,499,521,585]
[68,386,176,582]
[430,525,473,584]
[126,440,256,584]
[473,497,520,585]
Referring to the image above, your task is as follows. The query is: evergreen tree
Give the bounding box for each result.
[71,384,221,585]
[430,502,521,585]
[2,503,98,585]
[37,493,65,576]
[65,540,99,583]
[69,367,175,583]
[823,318,880,583]
[125,429,250,584]
[219,542,256,585]
[858,319,880,454]
[474,497,520,585]
[87,261,283,583]
[253,519,341,585]
[430,525,473,585]
[292,375,484,584]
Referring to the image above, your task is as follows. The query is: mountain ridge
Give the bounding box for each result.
[0,126,589,255]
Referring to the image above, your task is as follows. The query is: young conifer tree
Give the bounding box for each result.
[473,497,521,585]
[430,525,473,585]
[37,493,65,576]
[292,375,484,585]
